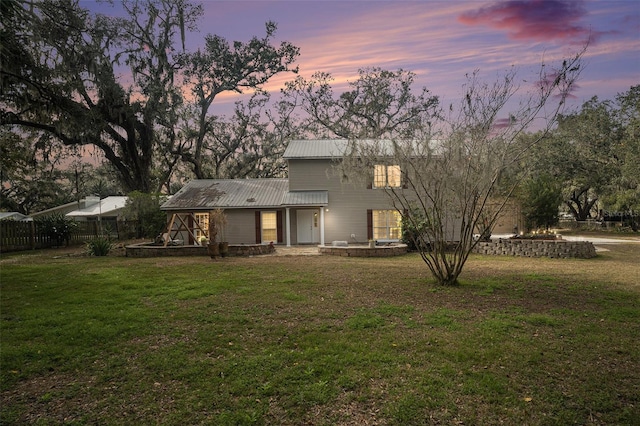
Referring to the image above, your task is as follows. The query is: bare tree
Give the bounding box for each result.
[283,68,439,139]
[335,55,584,285]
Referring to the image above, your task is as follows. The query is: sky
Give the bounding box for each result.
[87,0,639,117]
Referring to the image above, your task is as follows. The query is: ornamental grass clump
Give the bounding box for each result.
[86,237,112,256]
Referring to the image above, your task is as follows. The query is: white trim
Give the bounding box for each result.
[320,208,325,246]
[286,207,291,247]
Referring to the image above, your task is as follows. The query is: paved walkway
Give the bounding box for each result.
[271,245,321,256]
[560,235,640,244]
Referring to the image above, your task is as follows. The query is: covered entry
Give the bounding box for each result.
[296,209,320,244]
[282,191,328,247]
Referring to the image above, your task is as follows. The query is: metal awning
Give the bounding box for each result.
[281,191,328,206]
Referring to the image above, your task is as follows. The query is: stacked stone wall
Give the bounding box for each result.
[472,239,596,259]
[228,244,275,256]
[319,244,408,257]
[125,244,207,258]
[125,243,275,257]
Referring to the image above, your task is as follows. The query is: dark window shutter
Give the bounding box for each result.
[255,211,261,244]
[367,209,373,240]
[367,182,372,189]
[276,210,283,243]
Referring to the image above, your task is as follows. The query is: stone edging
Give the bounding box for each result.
[472,239,596,259]
[125,243,275,257]
[319,244,408,257]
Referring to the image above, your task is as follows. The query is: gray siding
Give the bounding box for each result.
[289,158,397,244]
[224,209,258,244]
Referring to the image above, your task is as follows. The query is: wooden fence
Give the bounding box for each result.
[0,220,137,253]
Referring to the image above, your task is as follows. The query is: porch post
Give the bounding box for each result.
[320,207,325,246]
[285,207,291,247]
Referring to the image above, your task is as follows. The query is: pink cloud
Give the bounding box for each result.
[458,0,594,44]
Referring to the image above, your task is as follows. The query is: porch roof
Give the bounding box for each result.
[161,179,328,211]
[161,179,287,210]
[282,190,328,206]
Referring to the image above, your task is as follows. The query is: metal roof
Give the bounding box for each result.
[282,191,328,206]
[283,139,348,159]
[161,179,328,211]
[161,179,287,210]
[66,196,128,217]
[283,139,445,159]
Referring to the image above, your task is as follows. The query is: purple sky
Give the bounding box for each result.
[88,0,639,116]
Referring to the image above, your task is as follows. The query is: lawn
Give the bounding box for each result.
[1,243,639,425]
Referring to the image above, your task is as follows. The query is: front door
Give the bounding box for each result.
[297,209,319,244]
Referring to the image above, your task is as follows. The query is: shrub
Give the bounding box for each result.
[123,192,167,238]
[35,214,78,246]
[86,237,112,256]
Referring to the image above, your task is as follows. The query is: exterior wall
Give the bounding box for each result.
[288,158,397,244]
[225,209,258,244]
[165,209,286,245]
[490,201,525,235]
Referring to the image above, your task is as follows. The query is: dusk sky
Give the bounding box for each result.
[89,0,640,116]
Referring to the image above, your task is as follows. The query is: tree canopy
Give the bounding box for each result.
[528,86,640,221]
[1,0,299,210]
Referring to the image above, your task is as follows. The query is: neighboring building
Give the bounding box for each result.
[0,212,32,222]
[65,196,128,222]
[161,139,404,246]
[31,196,103,219]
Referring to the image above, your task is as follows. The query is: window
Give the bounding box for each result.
[373,165,401,188]
[261,211,277,242]
[373,210,402,240]
[194,213,209,241]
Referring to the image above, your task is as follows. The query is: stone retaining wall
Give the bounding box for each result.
[319,244,408,257]
[125,243,275,257]
[125,243,207,257]
[228,244,275,256]
[472,239,596,259]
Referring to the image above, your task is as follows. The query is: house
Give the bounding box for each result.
[0,212,32,222]
[160,139,404,246]
[30,196,109,219]
[65,196,128,222]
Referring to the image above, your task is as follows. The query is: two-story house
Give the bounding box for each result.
[160,139,404,246]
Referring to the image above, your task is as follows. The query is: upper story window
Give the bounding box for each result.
[373,165,401,188]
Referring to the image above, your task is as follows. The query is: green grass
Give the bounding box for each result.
[1,245,639,425]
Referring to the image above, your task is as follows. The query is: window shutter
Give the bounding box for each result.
[367,209,373,240]
[367,182,372,189]
[276,210,283,243]
[255,211,261,244]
